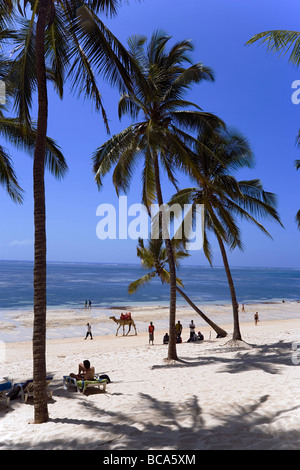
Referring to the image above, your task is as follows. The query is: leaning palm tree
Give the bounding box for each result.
[128,237,228,337]
[7,0,135,423]
[93,31,223,360]
[170,127,283,341]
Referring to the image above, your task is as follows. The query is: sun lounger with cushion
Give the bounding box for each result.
[63,376,107,393]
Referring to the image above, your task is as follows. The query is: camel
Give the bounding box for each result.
[109,316,137,336]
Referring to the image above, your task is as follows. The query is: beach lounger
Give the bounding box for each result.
[20,376,53,403]
[0,380,13,407]
[63,376,107,394]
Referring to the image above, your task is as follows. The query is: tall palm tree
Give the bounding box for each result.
[93,31,223,360]
[7,0,135,423]
[128,237,228,337]
[170,127,283,341]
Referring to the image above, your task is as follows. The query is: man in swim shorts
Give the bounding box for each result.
[70,360,95,380]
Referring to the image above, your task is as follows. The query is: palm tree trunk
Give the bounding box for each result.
[33,0,50,424]
[175,286,227,337]
[153,154,178,360]
[217,235,242,340]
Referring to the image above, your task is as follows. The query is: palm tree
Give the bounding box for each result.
[128,237,228,338]
[170,127,283,341]
[7,0,135,423]
[93,31,223,360]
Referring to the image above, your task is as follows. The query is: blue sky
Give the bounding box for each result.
[0,0,299,268]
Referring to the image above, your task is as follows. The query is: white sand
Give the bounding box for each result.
[0,303,300,450]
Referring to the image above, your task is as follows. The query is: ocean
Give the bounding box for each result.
[0,260,299,310]
[0,260,299,342]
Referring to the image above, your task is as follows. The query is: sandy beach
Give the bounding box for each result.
[0,303,300,451]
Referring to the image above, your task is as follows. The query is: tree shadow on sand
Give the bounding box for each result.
[152,340,295,375]
[4,391,300,450]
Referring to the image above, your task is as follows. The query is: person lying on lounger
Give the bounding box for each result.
[69,360,95,381]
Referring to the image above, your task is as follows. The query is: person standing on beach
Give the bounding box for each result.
[148,322,155,345]
[85,323,93,340]
[254,312,259,325]
[175,320,182,338]
[189,320,196,341]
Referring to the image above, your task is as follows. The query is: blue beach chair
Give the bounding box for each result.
[0,380,13,407]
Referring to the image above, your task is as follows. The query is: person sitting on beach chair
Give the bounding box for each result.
[69,360,95,381]
[163,333,169,344]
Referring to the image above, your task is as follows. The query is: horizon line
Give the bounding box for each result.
[0,259,299,270]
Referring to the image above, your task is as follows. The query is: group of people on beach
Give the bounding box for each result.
[160,319,203,345]
[84,300,92,308]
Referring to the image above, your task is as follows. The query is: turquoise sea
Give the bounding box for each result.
[0,260,299,310]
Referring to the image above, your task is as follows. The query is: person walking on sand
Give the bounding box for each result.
[84,322,93,339]
[254,312,259,326]
[148,322,155,345]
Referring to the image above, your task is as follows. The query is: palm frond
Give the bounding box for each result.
[93,125,140,188]
[160,268,184,287]
[8,13,38,124]
[69,4,134,92]
[246,30,300,67]
[296,209,300,230]
[0,145,23,202]
[44,6,70,99]
[128,271,156,294]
